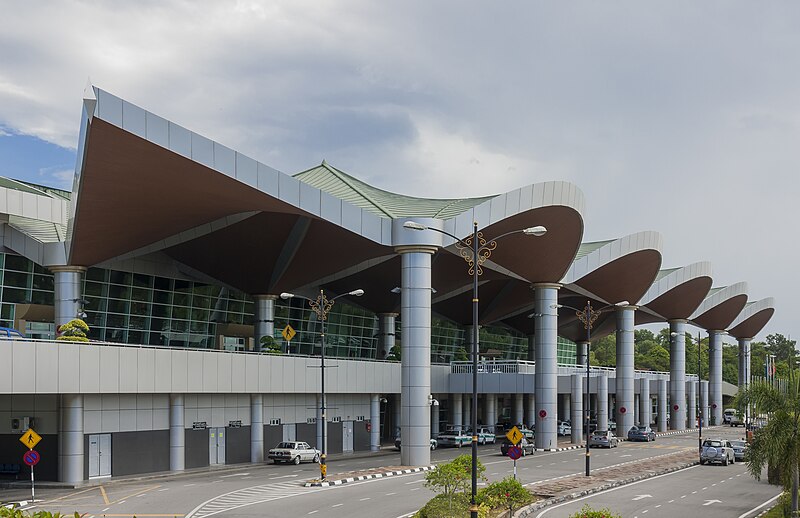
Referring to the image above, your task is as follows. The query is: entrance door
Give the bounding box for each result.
[343,421,354,453]
[88,434,112,478]
[209,428,226,465]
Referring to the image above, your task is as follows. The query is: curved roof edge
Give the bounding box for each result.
[640,261,713,306]
[728,297,776,339]
[560,230,663,286]
[690,281,749,330]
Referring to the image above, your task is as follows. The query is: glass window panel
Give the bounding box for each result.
[191,308,209,321]
[132,273,151,288]
[128,331,144,344]
[1,304,14,320]
[32,263,49,274]
[190,321,208,334]
[152,304,170,318]
[129,316,147,330]
[106,313,127,328]
[108,284,131,300]
[130,301,149,316]
[193,295,211,309]
[174,280,191,291]
[2,288,28,303]
[84,281,107,297]
[32,274,53,291]
[171,306,189,320]
[131,287,151,302]
[173,293,189,307]
[171,320,188,332]
[109,271,131,285]
[85,297,107,312]
[153,290,171,304]
[107,299,130,314]
[4,254,30,272]
[30,290,53,305]
[154,276,171,291]
[86,268,107,282]
[4,271,31,289]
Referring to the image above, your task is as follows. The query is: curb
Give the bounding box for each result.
[304,465,435,487]
[513,460,699,517]
[535,445,583,452]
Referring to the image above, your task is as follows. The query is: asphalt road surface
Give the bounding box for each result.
[3,426,769,518]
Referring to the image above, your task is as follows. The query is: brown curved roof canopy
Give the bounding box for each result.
[572,249,662,307]
[637,276,713,325]
[728,308,775,339]
[692,294,748,330]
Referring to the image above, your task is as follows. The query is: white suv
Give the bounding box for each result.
[700,439,735,466]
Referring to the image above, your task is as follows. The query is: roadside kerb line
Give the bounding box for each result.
[304,465,434,488]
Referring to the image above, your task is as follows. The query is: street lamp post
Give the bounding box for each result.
[404,220,546,518]
[280,288,364,481]
[554,300,627,477]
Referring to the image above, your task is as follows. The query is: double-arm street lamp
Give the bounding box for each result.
[404,220,546,518]
[553,300,628,477]
[280,288,364,480]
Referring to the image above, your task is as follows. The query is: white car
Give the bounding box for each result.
[700,439,735,466]
[557,420,572,436]
[268,441,320,465]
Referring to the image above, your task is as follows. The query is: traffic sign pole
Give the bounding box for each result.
[30,463,34,502]
[513,458,517,480]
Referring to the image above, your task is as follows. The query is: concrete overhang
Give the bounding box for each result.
[728,297,775,340]
[636,262,713,325]
[690,282,749,331]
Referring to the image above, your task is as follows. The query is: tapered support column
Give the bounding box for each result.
[668,320,687,430]
[51,266,87,328]
[370,394,381,451]
[170,394,185,470]
[59,394,84,483]
[561,394,571,421]
[534,283,560,450]
[657,379,668,432]
[451,393,463,428]
[597,373,608,431]
[615,305,636,435]
[397,245,435,467]
[377,313,398,360]
[571,374,583,445]
[484,395,497,429]
[525,394,535,429]
[513,394,524,425]
[686,381,696,429]
[250,394,263,462]
[699,380,709,428]
[576,341,589,367]
[639,379,650,427]
[253,295,277,352]
[527,334,535,362]
[709,330,724,425]
[738,338,751,389]
[463,395,471,429]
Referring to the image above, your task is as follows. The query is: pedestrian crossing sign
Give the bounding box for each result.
[506,426,523,445]
[20,428,42,449]
[282,325,296,342]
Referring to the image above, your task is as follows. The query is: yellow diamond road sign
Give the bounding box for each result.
[20,428,42,449]
[282,324,296,342]
[506,426,523,445]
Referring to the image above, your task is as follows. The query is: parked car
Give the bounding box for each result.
[700,439,735,466]
[475,427,496,445]
[627,426,656,442]
[723,408,737,424]
[557,420,572,436]
[500,437,535,456]
[608,420,617,432]
[518,426,535,441]
[589,430,618,448]
[267,441,320,465]
[395,436,437,451]
[730,439,747,461]
[730,413,745,427]
[437,426,472,448]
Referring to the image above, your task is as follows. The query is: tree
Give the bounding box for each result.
[259,335,282,354]
[56,319,90,342]
[423,454,486,512]
[387,344,401,361]
[478,476,533,515]
[766,334,798,365]
[591,334,616,367]
[735,367,800,514]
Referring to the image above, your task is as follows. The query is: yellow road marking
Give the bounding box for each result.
[44,486,99,502]
[100,484,111,505]
[111,484,161,504]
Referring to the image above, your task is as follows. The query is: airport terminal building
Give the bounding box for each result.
[0,86,774,483]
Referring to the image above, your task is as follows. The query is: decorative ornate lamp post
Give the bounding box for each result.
[404,220,546,518]
[280,288,364,480]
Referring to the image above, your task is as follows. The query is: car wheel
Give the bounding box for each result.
[294,456,301,465]
[457,441,462,448]
[479,438,485,445]
[522,448,526,457]
[430,442,436,451]
[723,456,729,466]
[313,454,320,463]
[700,459,705,465]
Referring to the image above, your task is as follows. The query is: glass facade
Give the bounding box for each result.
[0,251,578,363]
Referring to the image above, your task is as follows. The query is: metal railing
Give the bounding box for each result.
[450,360,698,381]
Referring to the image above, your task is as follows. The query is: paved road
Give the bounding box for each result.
[534,462,781,518]
[4,427,761,518]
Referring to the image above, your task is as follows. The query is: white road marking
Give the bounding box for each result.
[360,497,371,501]
[668,500,674,503]
[386,492,396,496]
[158,488,170,492]
[410,488,421,491]
[220,473,250,478]
[308,511,318,515]
[101,508,110,512]
[332,503,343,507]
[404,480,424,485]
[737,493,782,518]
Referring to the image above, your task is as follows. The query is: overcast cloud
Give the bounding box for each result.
[0,1,795,341]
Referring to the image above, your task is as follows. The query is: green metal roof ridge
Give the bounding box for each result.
[655,267,681,282]
[294,162,495,219]
[574,239,616,261]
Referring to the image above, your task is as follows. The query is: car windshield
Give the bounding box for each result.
[593,431,608,437]
[730,440,746,447]
[276,442,295,449]
[704,440,723,447]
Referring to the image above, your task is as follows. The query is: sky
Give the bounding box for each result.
[0,1,795,342]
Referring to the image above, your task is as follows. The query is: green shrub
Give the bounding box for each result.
[56,318,89,342]
[569,504,622,518]
[0,506,84,517]
[478,476,535,511]
[259,335,282,354]
[414,493,489,518]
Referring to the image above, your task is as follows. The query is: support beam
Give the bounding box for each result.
[615,305,636,435]
[709,330,724,425]
[657,379,668,432]
[250,394,263,462]
[534,283,560,450]
[668,320,687,430]
[571,374,583,445]
[597,373,608,432]
[170,394,185,471]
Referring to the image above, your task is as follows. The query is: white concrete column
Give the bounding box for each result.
[250,394,263,462]
[615,305,636,434]
[169,394,185,471]
[59,394,84,483]
[639,379,650,427]
[571,374,583,445]
[525,394,535,429]
[597,373,608,431]
[431,400,440,438]
[377,313,398,359]
[534,283,560,450]
[561,394,571,421]
[634,394,640,426]
[657,379,668,432]
[370,394,381,451]
[463,395,471,429]
[708,330,724,425]
[397,245,435,467]
[699,380,709,428]
[484,395,497,429]
[739,338,752,389]
[686,381,696,429]
[253,295,277,352]
[51,266,87,328]
[668,320,687,430]
[451,393,463,428]
[513,393,524,425]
